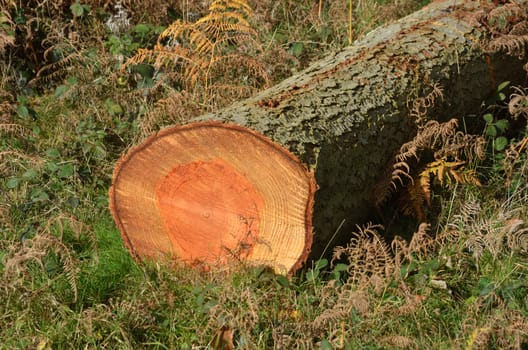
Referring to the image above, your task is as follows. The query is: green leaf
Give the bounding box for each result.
[133,23,150,35]
[479,282,495,297]
[464,295,477,306]
[6,178,19,189]
[30,188,49,202]
[22,168,39,180]
[494,136,508,151]
[105,98,123,116]
[67,76,78,85]
[92,145,107,160]
[497,80,510,92]
[332,263,349,273]
[320,339,333,350]
[485,125,497,137]
[70,2,84,17]
[47,161,59,172]
[195,292,204,306]
[498,92,506,102]
[50,181,62,191]
[46,148,61,158]
[306,269,318,282]
[58,163,75,178]
[289,42,304,57]
[54,84,68,98]
[495,119,509,133]
[315,258,328,270]
[483,113,494,124]
[131,64,155,79]
[17,105,29,119]
[275,275,290,288]
[67,196,80,208]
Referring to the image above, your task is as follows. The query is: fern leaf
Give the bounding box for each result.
[390,161,413,188]
[406,181,427,221]
[418,168,432,205]
[423,159,465,186]
[124,0,267,102]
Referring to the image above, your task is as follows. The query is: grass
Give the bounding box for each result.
[1,0,528,348]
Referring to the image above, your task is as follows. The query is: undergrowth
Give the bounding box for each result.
[1,0,528,349]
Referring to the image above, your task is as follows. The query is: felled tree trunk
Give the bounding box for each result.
[110,0,527,273]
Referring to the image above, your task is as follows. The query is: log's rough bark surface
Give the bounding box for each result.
[191,0,527,259]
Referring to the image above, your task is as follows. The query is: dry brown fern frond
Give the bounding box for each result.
[407,83,444,126]
[407,222,434,259]
[391,161,414,189]
[433,229,461,249]
[42,213,94,249]
[488,34,528,58]
[396,119,477,164]
[464,232,489,265]
[449,199,482,232]
[503,133,528,186]
[4,233,79,301]
[391,235,410,273]
[0,7,15,54]
[125,0,268,103]
[394,119,458,170]
[312,303,349,330]
[135,90,203,142]
[25,15,92,87]
[508,86,528,120]
[434,133,486,162]
[446,198,527,267]
[313,283,370,332]
[0,149,44,176]
[479,2,528,35]
[0,202,13,234]
[504,219,528,253]
[332,223,394,287]
[0,123,30,137]
[31,51,83,87]
[380,335,418,350]
[397,180,428,222]
[382,119,484,219]
[479,1,528,60]
[462,299,528,350]
[391,223,434,273]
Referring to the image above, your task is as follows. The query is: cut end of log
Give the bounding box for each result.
[155,157,264,264]
[109,121,316,275]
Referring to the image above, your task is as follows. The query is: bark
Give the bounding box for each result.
[192,0,527,259]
